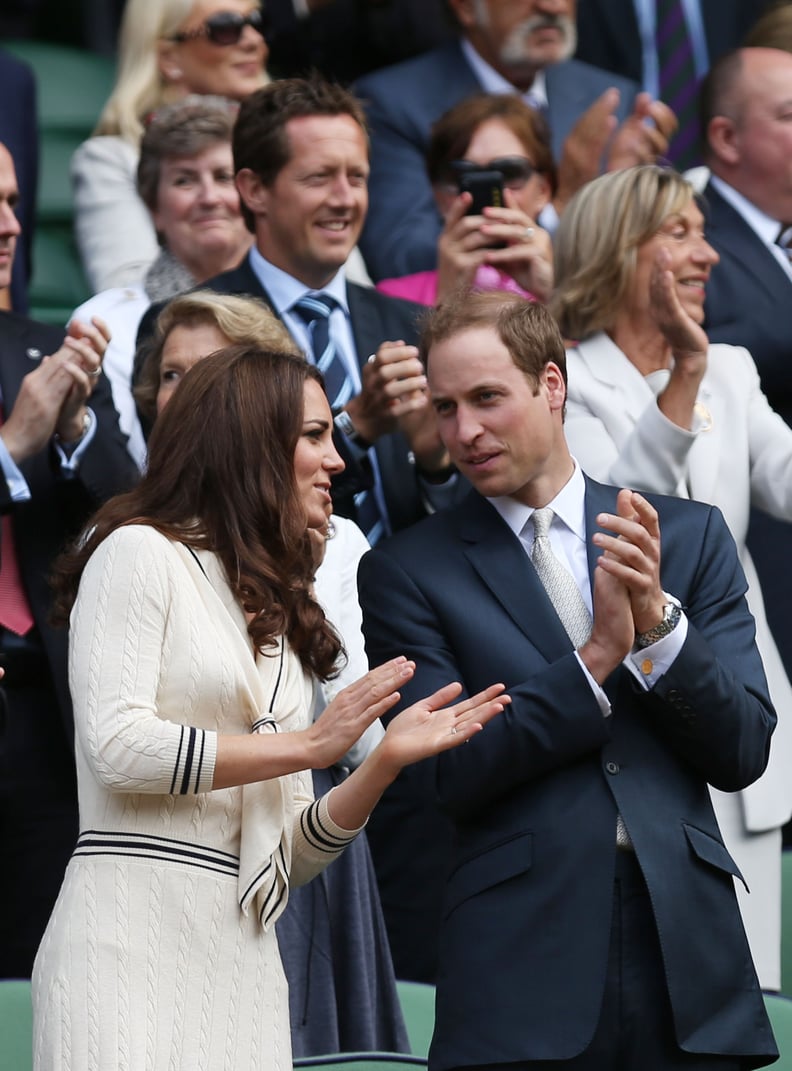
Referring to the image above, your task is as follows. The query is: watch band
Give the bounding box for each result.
[334,409,371,450]
[635,601,682,648]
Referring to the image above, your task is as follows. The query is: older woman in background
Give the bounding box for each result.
[72,96,252,467]
[135,289,410,1056]
[72,0,267,291]
[377,93,556,306]
[551,164,792,989]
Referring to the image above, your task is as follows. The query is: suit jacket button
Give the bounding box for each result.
[605,761,619,775]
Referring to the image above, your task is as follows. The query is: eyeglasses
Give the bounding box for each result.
[170,9,267,46]
[450,156,537,190]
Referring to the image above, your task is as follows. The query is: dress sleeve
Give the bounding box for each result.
[69,526,218,794]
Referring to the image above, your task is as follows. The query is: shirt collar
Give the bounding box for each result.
[460,38,547,107]
[488,459,586,542]
[248,245,350,316]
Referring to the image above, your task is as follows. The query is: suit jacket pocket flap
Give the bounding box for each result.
[445,831,533,914]
[683,822,747,889]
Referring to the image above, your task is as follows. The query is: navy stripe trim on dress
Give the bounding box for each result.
[74,830,239,877]
[301,799,357,853]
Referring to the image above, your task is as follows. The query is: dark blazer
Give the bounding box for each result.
[0,49,38,315]
[197,254,453,533]
[354,44,638,280]
[0,311,139,730]
[702,179,792,683]
[702,180,792,427]
[573,0,769,85]
[359,479,776,1068]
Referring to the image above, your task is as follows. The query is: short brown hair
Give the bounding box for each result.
[426,93,557,195]
[137,96,239,212]
[233,77,368,228]
[422,289,567,390]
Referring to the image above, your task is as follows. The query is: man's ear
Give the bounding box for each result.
[706,116,740,168]
[543,362,567,412]
[235,168,269,218]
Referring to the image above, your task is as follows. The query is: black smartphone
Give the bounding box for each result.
[457,169,506,248]
[458,169,506,215]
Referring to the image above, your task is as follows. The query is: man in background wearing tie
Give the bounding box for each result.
[354,0,677,281]
[700,45,792,699]
[574,0,769,169]
[0,141,138,977]
[202,77,459,542]
[359,291,777,1069]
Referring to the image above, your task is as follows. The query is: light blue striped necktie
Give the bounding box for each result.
[292,293,354,412]
[292,293,385,545]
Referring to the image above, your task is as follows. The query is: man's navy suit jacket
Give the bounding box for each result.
[0,311,139,734]
[359,478,777,1069]
[703,179,792,427]
[354,44,638,280]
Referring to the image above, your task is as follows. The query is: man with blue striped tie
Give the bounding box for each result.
[203,77,464,543]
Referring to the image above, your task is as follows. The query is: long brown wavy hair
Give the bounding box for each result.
[52,344,343,680]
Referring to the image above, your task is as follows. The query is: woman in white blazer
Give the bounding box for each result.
[551,164,792,990]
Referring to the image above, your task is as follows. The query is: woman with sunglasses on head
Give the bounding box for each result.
[376,93,557,307]
[72,0,268,293]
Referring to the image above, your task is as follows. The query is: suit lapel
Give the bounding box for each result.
[457,492,577,662]
[346,283,380,373]
[575,333,656,427]
[705,184,792,305]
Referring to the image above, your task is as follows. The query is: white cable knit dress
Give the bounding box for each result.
[32,526,361,1071]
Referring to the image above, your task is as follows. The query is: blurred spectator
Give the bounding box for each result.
[354,0,676,282]
[0,138,138,979]
[0,48,37,314]
[71,96,252,468]
[377,93,555,306]
[71,0,268,292]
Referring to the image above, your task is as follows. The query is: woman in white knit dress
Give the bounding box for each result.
[32,346,507,1070]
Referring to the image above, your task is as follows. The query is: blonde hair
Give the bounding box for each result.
[134,291,300,423]
[95,0,201,144]
[550,165,694,340]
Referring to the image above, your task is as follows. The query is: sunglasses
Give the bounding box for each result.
[171,9,267,46]
[451,156,537,190]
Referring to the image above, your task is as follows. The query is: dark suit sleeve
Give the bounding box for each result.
[76,371,140,501]
[636,504,775,791]
[355,69,444,280]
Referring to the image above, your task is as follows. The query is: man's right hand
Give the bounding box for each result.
[0,334,100,463]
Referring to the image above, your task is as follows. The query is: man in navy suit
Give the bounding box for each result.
[359,291,777,1068]
[700,46,792,687]
[200,78,462,538]
[0,142,138,977]
[354,0,677,280]
[0,48,38,314]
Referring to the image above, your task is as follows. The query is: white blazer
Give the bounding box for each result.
[565,332,792,834]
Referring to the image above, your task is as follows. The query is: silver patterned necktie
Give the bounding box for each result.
[532,508,632,848]
[530,507,592,648]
